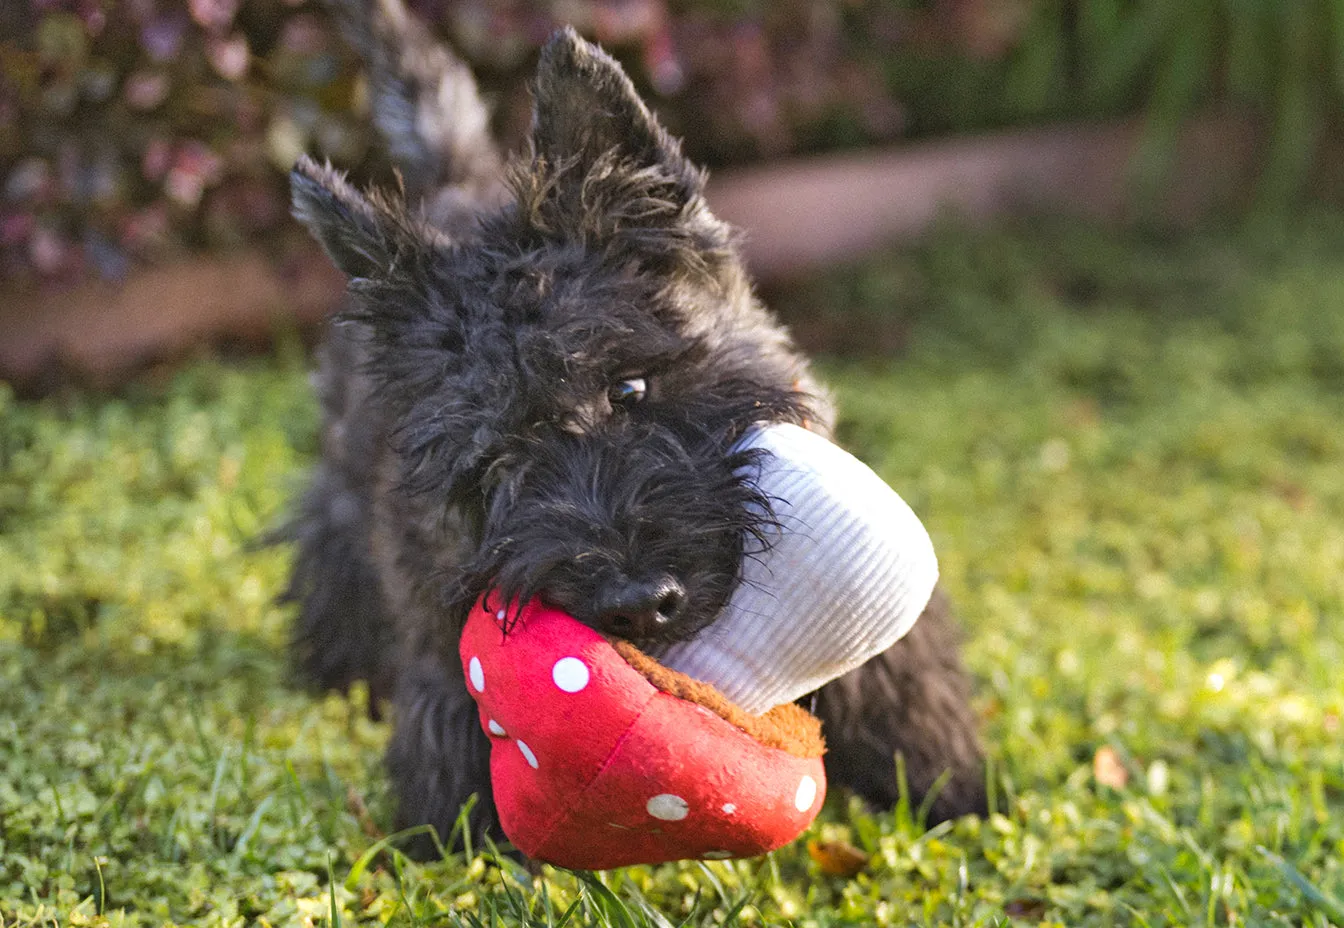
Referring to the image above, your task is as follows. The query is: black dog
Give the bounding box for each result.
[285,0,986,852]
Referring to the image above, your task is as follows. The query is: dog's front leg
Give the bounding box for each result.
[812,587,987,825]
[385,652,498,858]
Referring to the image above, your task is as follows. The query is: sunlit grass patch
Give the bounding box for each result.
[4,212,1344,925]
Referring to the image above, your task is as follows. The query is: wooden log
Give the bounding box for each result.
[706,113,1262,279]
[0,243,345,388]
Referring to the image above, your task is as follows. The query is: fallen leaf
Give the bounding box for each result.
[807,839,869,877]
[1094,745,1128,790]
[346,785,382,838]
[1005,898,1047,919]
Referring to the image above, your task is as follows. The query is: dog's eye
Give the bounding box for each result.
[608,377,648,407]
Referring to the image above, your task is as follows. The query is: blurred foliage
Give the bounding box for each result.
[886,0,1340,204]
[0,0,909,287]
[1,0,1341,286]
[6,211,1344,923]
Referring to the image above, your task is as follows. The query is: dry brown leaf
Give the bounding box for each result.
[807,838,869,877]
[1004,898,1047,919]
[1093,745,1128,790]
[346,785,383,838]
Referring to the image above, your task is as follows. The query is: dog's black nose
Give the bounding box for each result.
[592,576,686,640]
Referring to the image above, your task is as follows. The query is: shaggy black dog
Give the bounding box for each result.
[286,0,986,852]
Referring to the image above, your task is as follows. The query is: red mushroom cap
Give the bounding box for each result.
[460,597,827,870]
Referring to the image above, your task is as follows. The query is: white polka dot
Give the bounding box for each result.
[721,803,737,815]
[468,656,485,692]
[795,775,818,812]
[496,609,506,621]
[516,739,538,769]
[702,850,733,860]
[487,719,506,737]
[552,657,590,693]
[646,794,689,821]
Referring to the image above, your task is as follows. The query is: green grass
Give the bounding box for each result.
[5,211,1344,926]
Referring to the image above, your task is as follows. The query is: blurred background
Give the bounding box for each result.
[1,0,1343,384]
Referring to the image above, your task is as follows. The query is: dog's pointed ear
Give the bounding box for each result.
[530,27,698,192]
[291,155,420,279]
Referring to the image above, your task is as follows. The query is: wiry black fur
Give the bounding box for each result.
[287,3,986,854]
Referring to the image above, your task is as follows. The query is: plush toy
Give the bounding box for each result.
[461,599,826,869]
[459,423,939,869]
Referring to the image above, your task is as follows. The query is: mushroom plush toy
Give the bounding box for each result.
[459,424,940,869]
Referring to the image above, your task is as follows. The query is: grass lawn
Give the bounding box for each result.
[4,211,1344,927]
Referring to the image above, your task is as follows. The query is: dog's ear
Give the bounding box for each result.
[522,29,739,274]
[291,155,438,279]
[530,27,700,196]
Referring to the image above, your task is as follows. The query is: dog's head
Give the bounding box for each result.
[291,29,819,645]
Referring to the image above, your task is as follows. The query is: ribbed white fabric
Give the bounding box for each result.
[655,423,939,715]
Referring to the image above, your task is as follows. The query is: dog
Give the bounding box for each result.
[284,0,986,853]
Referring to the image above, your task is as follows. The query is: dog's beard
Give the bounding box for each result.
[445,428,778,647]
